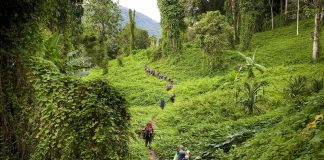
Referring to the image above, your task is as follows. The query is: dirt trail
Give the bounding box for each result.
[149,149,159,160]
[148,115,159,160]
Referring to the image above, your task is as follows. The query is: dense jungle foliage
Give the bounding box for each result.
[1,0,324,160]
[0,0,130,159]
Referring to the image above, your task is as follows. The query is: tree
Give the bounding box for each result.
[48,0,83,53]
[128,9,136,54]
[193,11,233,55]
[193,11,233,71]
[239,0,263,51]
[225,0,240,44]
[117,24,150,55]
[312,0,323,62]
[297,0,300,35]
[135,29,150,49]
[180,0,226,26]
[285,0,288,21]
[0,0,86,158]
[158,0,186,52]
[150,36,158,49]
[269,0,274,30]
[83,0,121,74]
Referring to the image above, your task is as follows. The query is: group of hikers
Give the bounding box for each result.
[144,64,176,110]
[144,64,174,91]
[143,122,193,160]
[143,64,193,159]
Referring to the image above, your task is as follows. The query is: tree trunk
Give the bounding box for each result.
[280,0,284,14]
[297,0,299,35]
[172,38,176,50]
[231,0,236,42]
[231,0,240,44]
[269,0,274,30]
[285,0,288,21]
[312,12,321,62]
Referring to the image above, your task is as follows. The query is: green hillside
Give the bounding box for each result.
[4,1,324,160]
[87,19,324,159]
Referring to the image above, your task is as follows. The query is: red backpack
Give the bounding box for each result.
[146,123,153,133]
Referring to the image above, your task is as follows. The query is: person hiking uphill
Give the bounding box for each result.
[166,83,172,91]
[170,93,175,103]
[173,145,193,160]
[160,98,165,110]
[178,145,186,160]
[144,122,154,148]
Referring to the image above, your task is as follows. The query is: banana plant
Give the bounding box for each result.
[238,52,265,79]
[241,81,267,114]
[45,32,63,60]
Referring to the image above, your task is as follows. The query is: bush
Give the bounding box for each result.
[151,47,163,62]
[26,57,130,159]
[311,78,324,93]
[240,81,267,114]
[285,76,308,98]
[117,56,124,67]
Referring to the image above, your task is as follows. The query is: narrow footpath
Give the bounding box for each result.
[144,66,175,160]
[148,115,159,160]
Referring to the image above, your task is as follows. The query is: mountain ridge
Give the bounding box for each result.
[119,5,161,38]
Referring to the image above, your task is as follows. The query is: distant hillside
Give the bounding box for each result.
[119,6,161,38]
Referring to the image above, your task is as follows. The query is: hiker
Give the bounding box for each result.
[146,68,151,74]
[170,93,175,103]
[177,145,186,160]
[166,83,172,91]
[160,98,165,110]
[144,122,154,148]
[151,70,155,76]
[159,73,164,79]
[173,145,193,160]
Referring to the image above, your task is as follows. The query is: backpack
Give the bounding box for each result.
[185,150,191,160]
[146,123,153,133]
[185,153,189,160]
[166,85,172,91]
[160,99,165,106]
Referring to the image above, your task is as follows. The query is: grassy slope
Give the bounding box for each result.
[87,19,324,159]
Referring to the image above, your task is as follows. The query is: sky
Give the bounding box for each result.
[113,0,161,22]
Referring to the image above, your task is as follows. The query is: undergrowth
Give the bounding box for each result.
[87,19,324,159]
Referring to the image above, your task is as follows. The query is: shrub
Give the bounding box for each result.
[26,57,130,160]
[285,76,308,98]
[311,78,324,93]
[151,47,163,62]
[117,56,124,67]
[240,81,267,114]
